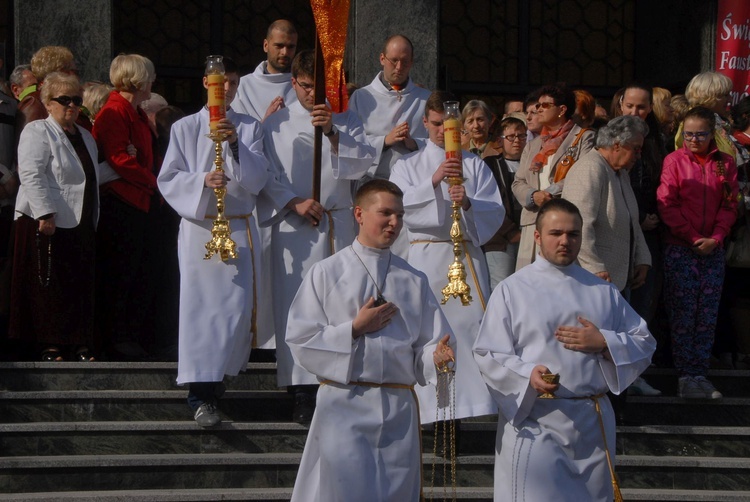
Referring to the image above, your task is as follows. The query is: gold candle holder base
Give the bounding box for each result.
[204,130,237,262]
[538,373,560,399]
[441,176,472,306]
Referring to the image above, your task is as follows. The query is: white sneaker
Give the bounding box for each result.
[694,376,723,400]
[628,377,662,396]
[678,376,704,399]
[194,402,221,427]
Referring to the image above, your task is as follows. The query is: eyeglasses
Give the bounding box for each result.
[683,131,710,141]
[382,54,411,68]
[501,134,526,142]
[50,95,83,107]
[535,101,557,110]
[295,81,315,93]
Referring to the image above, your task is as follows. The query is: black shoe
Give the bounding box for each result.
[249,349,276,363]
[293,391,316,425]
[108,341,149,361]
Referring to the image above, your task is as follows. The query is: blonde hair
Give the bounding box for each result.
[83,82,114,118]
[651,87,672,126]
[40,72,82,105]
[685,71,733,109]
[670,94,690,133]
[30,46,75,82]
[109,54,155,92]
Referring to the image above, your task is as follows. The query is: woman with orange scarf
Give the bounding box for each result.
[511,84,595,270]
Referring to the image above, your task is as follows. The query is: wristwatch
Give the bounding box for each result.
[324,126,338,137]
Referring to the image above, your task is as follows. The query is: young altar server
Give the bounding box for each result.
[473,198,656,501]
[158,57,269,427]
[287,179,456,502]
[258,50,375,423]
[390,90,503,423]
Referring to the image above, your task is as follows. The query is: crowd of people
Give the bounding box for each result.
[0,19,748,502]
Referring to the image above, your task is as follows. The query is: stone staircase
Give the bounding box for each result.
[1,362,750,501]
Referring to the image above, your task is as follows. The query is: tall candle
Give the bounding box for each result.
[205,55,225,132]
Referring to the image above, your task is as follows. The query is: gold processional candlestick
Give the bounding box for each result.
[203,55,237,262]
[440,101,472,306]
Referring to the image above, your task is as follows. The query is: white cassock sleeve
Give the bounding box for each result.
[596,290,656,394]
[472,283,539,425]
[223,121,269,196]
[158,122,213,220]
[413,275,455,388]
[329,111,376,180]
[390,155,451,230]
[460,157,505,247]
[285,262,358,384]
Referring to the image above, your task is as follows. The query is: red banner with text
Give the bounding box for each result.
[717,0,750,105]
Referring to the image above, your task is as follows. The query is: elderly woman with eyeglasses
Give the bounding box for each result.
[512,83,595,270]
[658,106,739,400]
[10,72,100,361]
[92,53,158,361]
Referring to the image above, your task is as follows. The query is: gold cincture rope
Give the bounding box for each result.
[548,393,623,501]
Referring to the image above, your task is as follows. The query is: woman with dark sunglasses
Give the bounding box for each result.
[10,72,100,362]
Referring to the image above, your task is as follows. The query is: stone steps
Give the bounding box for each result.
[0,362,279,392]
[2,363,750,500]
[4,421,750,458]
[5,388,750,425]
[3,452,750,492]
[0,389,293,423]
[2,488,750,502]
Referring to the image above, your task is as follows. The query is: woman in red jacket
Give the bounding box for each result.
[657,106,739,400]
[92,54,157,360]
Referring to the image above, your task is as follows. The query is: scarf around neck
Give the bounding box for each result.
[530,119,575,173]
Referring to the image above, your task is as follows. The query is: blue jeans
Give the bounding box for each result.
[485,243,520,290]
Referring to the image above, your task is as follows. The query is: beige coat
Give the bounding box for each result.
[511,124,595,269]
[512,124,596,226]
[561,149,651,291]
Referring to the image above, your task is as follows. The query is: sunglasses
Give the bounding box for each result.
[501,134,526,142]
[50,95,83,107]
[535,101,557,110]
